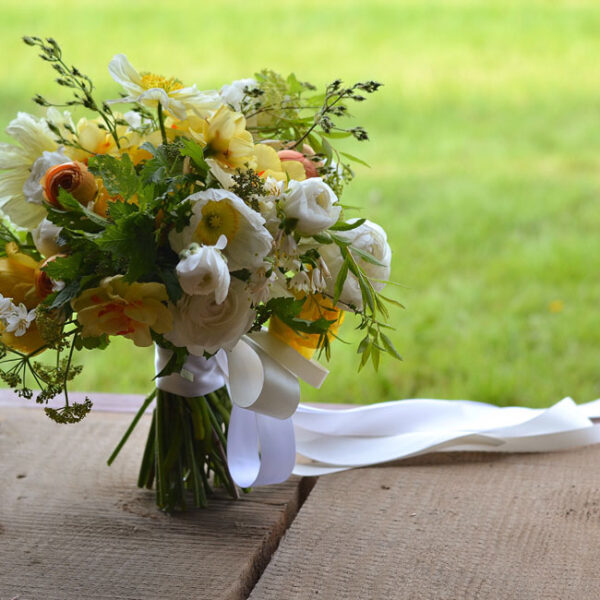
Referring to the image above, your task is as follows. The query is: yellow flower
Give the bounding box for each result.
[254,144,305,182]
[0,249,45,354]
[268,293,344,359]
[195,105,256,170]
[71,276,172,347]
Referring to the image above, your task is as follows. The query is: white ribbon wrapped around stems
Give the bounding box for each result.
[155,334,600,487]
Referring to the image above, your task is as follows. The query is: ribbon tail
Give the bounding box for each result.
[227,404,296,488]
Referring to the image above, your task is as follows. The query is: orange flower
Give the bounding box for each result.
[269,293,344,359]
[41,161,97,208]
[71,276,172,347]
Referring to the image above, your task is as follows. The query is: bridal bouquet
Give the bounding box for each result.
[0,37,399,511]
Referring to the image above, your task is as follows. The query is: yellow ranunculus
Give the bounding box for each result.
[0,249,45,354]
[71,276,172,347]
[195,105,256,170]
[254,144,305,182]
[268,293,344,359]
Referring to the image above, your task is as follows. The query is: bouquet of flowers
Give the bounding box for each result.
[0,36,399,511]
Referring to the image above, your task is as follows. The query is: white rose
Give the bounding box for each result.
[219,78,258,111]
[169,188,273,271]
[281,178,341,235]
[176,236,230,303]
[32,218,63,258]
[320,220,392,311]
[23,149,70,205]
[166,279,255,355]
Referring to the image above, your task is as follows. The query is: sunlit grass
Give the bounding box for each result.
[1,0,599,407]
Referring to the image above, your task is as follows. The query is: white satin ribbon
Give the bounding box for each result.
[154,335,329,488]
[292,397,600,476]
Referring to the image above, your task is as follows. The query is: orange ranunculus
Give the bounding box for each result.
[71,276,172,347]
[41,161,98,208]
[268,293,344,359]
[278,149,320,179]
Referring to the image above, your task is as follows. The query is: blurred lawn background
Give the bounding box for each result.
[1,0,599,408]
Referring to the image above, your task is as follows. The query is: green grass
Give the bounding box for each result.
[1,0,599,408]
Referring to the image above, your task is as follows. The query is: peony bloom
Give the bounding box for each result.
[269,293,344,360]
[195,105,256,170]
[280,178,341,236]
[219,78,258,111]
[169,188,273,271]
[320,219,392,311]
[0,112,59,229]
[176,235,230,303]
[254,144,305,182]
[71,276,172,347]
[166,278,255,355]
[108,54,220,120]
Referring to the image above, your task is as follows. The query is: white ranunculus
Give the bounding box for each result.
[320,220,392,311]
[23,149,70,206]
[169,188,273,271]
[281,178,341,236]
[176,236,230,303]
[107,54,221,120]
[166,278,255,355]
[219,78,258,111]
[32,218,63,258]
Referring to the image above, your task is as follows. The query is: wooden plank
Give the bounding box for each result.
[0,406,313,600]
[250,448,600,600]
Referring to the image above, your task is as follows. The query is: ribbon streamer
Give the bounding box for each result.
[151,344,600,487]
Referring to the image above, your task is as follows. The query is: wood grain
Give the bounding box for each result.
[250,448,600,600]
[0,406,311,600]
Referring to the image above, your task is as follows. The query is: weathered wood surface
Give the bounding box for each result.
[0,405,311,600]
[250,448,600,600]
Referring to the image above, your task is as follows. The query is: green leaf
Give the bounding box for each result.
[330,218,366,232]
[380,332,402,361]
[96,212,156,281]
[88,153,140,200]
[46,189,108,233]
[333,258,349,305]
[43,254,82,281]
[320,130,353,139]
[158,267,183,304]
[340,151,371,168]
[180,138,209,174]
[351,245,386,267]
[47,279,81,309]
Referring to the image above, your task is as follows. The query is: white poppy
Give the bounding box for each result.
[169,188,273,271]
[320,220,392,311]
[176,236,230,303]
[281,178,341,236]
[166,278,255,355]
[107,54,221,120]
[0,111,59,229]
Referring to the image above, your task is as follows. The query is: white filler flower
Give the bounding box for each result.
[0,296,36,337]
[166,279,255,355]
[176,235,230,303]
[219,78,258,111]
[108,54,221,119]
[281,178,341,236]
[169,188,273,272]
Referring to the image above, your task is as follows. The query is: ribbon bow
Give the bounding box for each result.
[155,331,328,488]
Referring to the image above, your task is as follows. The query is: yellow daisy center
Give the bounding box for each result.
[195,200,240,245]
[139,72,184,93]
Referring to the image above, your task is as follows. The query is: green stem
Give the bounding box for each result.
[157,104,168,145]
[108,389,156,466]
